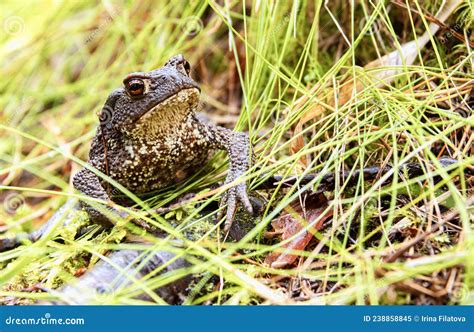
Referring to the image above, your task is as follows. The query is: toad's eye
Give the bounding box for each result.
[126,79,145,96]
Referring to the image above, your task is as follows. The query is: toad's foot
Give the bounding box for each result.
[218,174,253,232]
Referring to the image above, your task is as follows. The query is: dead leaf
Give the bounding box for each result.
[265,193,333,268]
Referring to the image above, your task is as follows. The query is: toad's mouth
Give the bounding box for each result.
[136,88,200,123]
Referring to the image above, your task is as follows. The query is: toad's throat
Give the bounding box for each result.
[137,88,200,121]
[131,88,200,138]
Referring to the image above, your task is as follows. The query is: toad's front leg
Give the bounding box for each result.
[72,168,120,227]
[206,125,253,231]
[72,168,157,232]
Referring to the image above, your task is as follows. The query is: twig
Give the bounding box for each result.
[385,196,473,263]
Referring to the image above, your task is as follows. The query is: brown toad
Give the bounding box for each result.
[73,55,252,230]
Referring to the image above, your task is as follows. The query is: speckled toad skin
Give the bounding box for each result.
[73,55,252,230]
